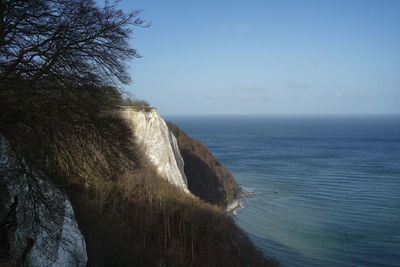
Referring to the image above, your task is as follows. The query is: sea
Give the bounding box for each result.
[166,115,400,267]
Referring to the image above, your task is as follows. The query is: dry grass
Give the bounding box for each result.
[0,82,278,266]
[167,122,240,207]
[66,158,278,267]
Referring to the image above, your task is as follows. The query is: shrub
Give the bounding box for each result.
[122,97,152,110]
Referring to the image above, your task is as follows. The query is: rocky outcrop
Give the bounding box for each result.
[0,136,87,266]
[121,108,190,194]
[167,122,240,207]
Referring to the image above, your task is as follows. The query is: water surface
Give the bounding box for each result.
[167,115,400,267]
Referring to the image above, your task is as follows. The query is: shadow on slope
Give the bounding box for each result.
[167,122,240,207]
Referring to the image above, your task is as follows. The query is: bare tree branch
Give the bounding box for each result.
[0,0,148,87]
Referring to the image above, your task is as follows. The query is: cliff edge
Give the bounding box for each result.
[0,136,87,266]
[167,122,240,207]
[121,108,190,194]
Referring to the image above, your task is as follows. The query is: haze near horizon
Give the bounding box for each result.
[119,0,400,116]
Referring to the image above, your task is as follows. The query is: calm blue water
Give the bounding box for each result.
[167,115,400,267]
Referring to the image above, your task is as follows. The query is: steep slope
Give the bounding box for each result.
[121,108,190,193]
[0,107,277,267]
[167,122,240,207]
[0,136,87,266]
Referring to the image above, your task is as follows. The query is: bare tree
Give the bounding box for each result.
[0,0,146,173]
[0,1,149,264]
[0,0,147,87]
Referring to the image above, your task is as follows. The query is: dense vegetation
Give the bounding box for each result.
[0,0,278,266]
[167,122,240,207]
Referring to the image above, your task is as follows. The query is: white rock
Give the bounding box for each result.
[0,135,87,267]
[121,108,190,193]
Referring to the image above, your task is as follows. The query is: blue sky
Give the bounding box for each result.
[116,0,400,115]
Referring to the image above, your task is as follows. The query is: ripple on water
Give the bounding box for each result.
[169,115,400,267]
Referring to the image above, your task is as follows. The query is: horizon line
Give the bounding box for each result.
[163,113,400,117]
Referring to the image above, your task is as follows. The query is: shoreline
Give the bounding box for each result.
[226,199,241,213]
[225,187,252,213]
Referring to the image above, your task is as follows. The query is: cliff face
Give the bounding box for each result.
[120,108,241,206]
[0,111,274,266]
[167,122,240,207]
[121,108,190,194]
[0,136,87,266]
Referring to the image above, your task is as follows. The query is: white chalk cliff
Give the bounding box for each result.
[0,107,191,265]
[0,135,87,267]
[121,107,190,194]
